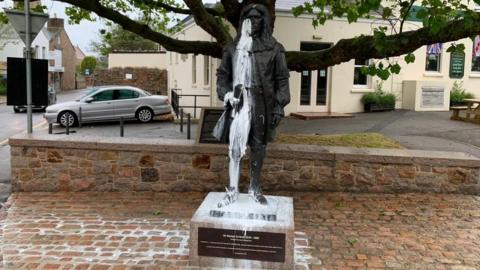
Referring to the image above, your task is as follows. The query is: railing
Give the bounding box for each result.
[170,88,210,118]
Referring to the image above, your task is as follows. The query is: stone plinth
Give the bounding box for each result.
[189,192,294,269]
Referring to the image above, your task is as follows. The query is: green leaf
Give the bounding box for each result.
[405,53,416,64]
[377,69,391,80]
[416,8,428,20]
[390,63,401,74]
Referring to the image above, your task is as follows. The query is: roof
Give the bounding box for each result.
[275,0,309,12]
[75,46,86,60]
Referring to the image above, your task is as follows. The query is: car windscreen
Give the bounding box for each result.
[79,88,100,100]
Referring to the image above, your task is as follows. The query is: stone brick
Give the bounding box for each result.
[171,154,192,164]
[118,152,139,166]
[98,151,118,161]
[448,168,470,184]
[284,160,298,171]
[47,150,63,163]
[192,155,210,169]
[139,154,155,167]
[141,168,159,182]
[398,165,416,179]
[94,67,167,95]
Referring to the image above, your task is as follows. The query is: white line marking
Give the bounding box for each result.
[0,120,48,147]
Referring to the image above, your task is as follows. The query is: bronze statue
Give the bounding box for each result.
[215,3,290,207]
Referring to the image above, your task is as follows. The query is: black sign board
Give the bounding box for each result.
[6,57,48,106]
[197,107,226,144]
[198,227,286,262]
[449,52,465,79]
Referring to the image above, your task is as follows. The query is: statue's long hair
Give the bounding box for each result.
[234,3,276,51]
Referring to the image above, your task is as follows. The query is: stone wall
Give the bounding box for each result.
[9,134,480,194]
[94,68,167,95]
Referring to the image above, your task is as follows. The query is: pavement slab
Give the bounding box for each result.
[1,191,480,269]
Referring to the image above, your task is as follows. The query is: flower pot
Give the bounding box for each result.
[364,103,395,112]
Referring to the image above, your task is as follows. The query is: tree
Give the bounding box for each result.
[90,23,159,56]
[80,56,97,75]
[3,0,480,77]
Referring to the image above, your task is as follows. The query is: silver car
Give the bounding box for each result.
[44,86,171,127]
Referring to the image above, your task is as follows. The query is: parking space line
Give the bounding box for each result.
[0,120,48,147]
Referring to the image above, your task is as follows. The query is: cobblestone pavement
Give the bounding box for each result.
[1,192,480,269]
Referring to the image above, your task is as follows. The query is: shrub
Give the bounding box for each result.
[0,80,6,95]
[361,83,396,107]
[450,81,474,106]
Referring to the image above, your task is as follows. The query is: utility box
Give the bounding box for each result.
[402,80,450,111]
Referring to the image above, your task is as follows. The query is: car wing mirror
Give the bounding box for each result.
[85,97,94,103]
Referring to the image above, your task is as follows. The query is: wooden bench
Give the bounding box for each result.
[450,106,468,120]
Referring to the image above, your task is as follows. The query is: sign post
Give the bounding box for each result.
[5,6,49,133]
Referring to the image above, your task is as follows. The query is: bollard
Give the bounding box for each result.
[180,108,184,133]
[78,107,82,128]
[48,123,52,134]
[120,117,124,137]
[65,114,70,135]
[187,113,191,140]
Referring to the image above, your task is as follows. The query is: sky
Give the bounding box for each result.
[1,0,106,56]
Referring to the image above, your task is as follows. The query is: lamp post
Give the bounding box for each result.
[5,3,48,134]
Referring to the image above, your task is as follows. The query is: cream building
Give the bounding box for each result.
[108,51,168,69]
[167,1,480,117]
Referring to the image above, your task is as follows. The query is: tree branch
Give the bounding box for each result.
[183,0,232,46]
[57,0,223,57]
[399,0,415,33]
[137,0,224,17]
[286,17,480,71]
[220,0,242,29]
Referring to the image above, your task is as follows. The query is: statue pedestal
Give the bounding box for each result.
[189,192,294,270]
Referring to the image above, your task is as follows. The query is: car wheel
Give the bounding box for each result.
[13,106,20,113]
[136,107,154,123]
[58,111,78,127]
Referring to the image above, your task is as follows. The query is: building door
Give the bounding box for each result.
[299,42,331,112]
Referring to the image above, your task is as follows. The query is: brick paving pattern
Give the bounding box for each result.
[1,192,480,269]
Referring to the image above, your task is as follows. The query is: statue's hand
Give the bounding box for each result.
[271,114,282,128]
[224,91,240,107]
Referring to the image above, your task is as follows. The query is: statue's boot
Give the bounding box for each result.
[248,144,267,205]
[218,151,241,208]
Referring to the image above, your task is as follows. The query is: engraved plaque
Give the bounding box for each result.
[198,227,286,262]
[421,87,444,107]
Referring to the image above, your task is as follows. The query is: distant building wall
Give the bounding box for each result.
[93,67,168,95]
[108,52,167,70]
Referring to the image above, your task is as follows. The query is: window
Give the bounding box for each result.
[472,36,480,72]
[192,55,197,84]
[92,90,114,101]
[175,53,178,64]
[116,90,139,100]
[353,59,369,86]
[425,43,442,72]
[42,47,46,59]
[35,45,39,58]
[169,52,172,65]
[204,55,210,85]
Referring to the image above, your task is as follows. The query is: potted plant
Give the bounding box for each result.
[450,81,474,107]
[361,84,396,112]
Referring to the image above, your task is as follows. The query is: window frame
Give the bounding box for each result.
[192,54,197,85]
[353,59,370,88]
[203,55,210,86]
[425,44,442,73]
[472,36,480,73]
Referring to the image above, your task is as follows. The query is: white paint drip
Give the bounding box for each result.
[227,18,253,191]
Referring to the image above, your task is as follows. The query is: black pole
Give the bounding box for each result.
[187,113,191,140]
[120,117,124,137]
[180,108,184,133]
[78,107,82,128]
[48,123,52,134]
[65,114,70,135]
[194,96,197,118]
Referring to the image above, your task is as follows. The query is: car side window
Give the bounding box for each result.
[116,90,139,100]
[92,90,114,102]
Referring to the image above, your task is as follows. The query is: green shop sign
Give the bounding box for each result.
[449,52,465,79]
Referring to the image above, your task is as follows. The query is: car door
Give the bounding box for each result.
[114,89,140,118]
[81,90,116,121]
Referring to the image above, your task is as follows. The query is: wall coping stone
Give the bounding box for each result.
[9,134,480,167]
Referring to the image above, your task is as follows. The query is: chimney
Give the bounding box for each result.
[48,17,64,29]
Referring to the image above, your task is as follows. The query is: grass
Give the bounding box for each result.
[276,132,403,149]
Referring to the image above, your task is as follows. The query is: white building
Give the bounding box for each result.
[167,1,480,117]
